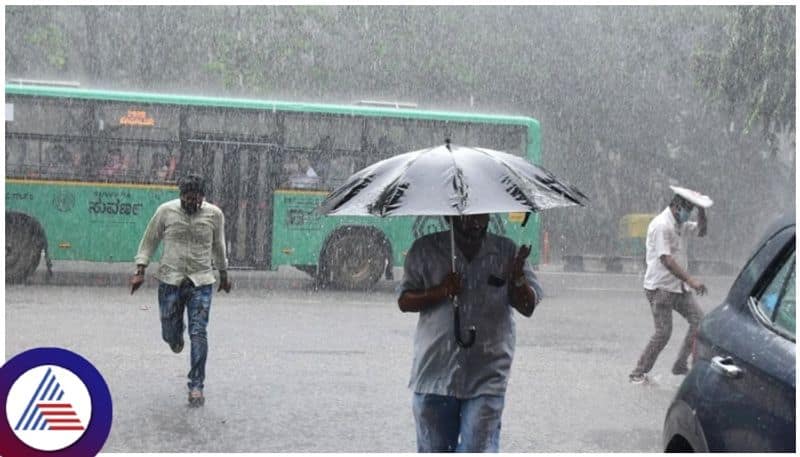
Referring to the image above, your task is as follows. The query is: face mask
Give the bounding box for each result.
[676,207,691,224]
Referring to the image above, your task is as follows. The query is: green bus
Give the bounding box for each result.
[5,82,542,288]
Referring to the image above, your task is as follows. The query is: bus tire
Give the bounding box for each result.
[319,226,390,290]
[6,213,45,284]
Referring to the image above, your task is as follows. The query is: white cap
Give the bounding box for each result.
[670,185,713,208]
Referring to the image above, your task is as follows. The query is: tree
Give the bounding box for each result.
[693,6,795,153]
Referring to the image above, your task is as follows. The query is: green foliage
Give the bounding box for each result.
[693,6,795,138]
[27,26,67,69]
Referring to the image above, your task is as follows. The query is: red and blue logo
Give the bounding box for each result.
[0,348,112,456]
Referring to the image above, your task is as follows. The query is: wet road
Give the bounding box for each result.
[4,275,731,452]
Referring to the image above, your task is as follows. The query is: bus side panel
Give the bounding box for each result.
[271,191,327,269]
[5,180,176,262]
[272,190,415,269]
[271,190,541,270]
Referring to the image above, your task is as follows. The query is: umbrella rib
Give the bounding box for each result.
[447,146,468,214]
[368,147,434,216]
[325,172,375,213]
[471,147,539,210]
[473,147,587,208]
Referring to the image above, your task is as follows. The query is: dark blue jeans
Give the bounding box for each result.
[158,281,213,391]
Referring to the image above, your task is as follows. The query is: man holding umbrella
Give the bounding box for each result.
[398,213,543,452]
[317,140,585,451]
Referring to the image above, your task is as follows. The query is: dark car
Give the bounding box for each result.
[663,213,796,452]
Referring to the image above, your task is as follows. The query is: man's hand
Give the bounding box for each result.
[508,244,532,284]
[130,265,146,295]
[218,271,232,293]
[439,271,462,298]
[687,278,707,296]
[662,255,707,296]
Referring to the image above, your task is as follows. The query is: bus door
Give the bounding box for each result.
[183,138,281,269]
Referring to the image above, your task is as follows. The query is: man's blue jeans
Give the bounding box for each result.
[412,393,505,452]
[158,281,212,391]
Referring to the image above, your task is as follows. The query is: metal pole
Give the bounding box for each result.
[451,224,475,348]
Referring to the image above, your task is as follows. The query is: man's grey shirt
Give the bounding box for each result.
[398,231,543,399]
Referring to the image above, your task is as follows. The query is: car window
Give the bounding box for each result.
[773,267,795,337]
[756,251,796,338]
[738,226,794,292]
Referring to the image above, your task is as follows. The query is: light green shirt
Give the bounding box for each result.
[134,199,228,286]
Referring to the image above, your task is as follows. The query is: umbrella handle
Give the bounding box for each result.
[450,227,475,348]
[453,300,476,348]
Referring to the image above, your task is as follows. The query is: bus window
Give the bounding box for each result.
[148,148,177,182]
[284,114,362,167]
[42,144,75,179]
[97,148,129,180]
[6,137,36,178]
[366,118,446,160]
[283,153,320,189]
[6,98,90,137]
[284,114,362,152]
[324,155,355,189]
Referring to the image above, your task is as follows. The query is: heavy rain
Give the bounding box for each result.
[3,5,796,454]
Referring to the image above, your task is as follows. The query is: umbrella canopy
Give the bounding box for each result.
[318,142,587,217]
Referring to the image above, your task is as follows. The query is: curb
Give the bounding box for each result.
[11,263,736,298]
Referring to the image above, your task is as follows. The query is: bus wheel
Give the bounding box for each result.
[320,227,389,290]
[6,213,45,283]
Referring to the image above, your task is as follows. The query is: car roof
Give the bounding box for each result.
[762,211,796,237]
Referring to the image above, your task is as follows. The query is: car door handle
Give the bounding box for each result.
[711,356,743,379]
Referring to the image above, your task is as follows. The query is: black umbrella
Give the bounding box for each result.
[319,140,587,347]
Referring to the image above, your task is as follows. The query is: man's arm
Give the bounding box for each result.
[660,254,707,295]
[697,207,707,237]
[130,209,164,294]
[213,211,231,293]
[507,245,540,317]
[134,208,164,267]
[398,272,460,313]
[509,277,539,317]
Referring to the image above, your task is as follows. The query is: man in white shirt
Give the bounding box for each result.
[629,190,708,384]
